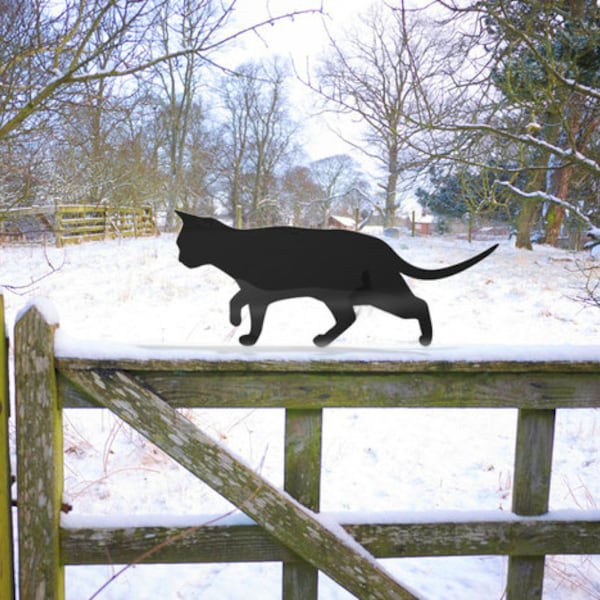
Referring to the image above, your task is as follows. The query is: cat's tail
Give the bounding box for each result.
[397,243,498,280]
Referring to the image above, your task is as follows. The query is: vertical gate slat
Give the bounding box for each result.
[14,306,64,600]
[0,296,14,600]
[506,408,556,600]
[283,409,323,600]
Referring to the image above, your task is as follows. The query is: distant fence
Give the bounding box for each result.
[3,299,600,599]
[0,205,157,246]
[55,205,157,246]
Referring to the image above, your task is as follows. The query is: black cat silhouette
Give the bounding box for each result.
[176,211,497,346]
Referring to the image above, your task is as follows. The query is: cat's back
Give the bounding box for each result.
[238,225,394,262]
[243,224,383,248]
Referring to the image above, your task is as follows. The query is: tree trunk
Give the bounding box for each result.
[384,150,399,228]
[90,79,107,204]
[545,161,574,247]
[514,164,547,249]
[544,206,565,247]
[231,172,242,228]
[515,200,538,250]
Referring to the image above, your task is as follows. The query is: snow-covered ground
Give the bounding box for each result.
[1,230,599,599]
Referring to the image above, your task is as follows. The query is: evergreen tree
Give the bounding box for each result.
[483,0,600,246]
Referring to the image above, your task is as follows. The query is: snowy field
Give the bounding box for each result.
[1,230,599,599]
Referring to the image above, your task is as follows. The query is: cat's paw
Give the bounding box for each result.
[419,334,432,346]
[239,334,258,346]
[230,312,242,326]
[313,334,332,347]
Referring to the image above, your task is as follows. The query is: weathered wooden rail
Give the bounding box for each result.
[1,205,157,246]
[55,204,157,246]
[9,302,600,599]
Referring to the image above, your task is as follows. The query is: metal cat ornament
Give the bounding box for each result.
[176,211,497,347]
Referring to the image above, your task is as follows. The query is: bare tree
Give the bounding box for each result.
[309,154,370,226]
[0,135,47,213]
[278,165,322,226]
[151,0,213,229]
[307,0,599,248]
[46,76,164,211]
[0,0,323,143]
[216,59,299,227]
[216,68,251,226]
[309,4,451,227]
[0,0,324,231]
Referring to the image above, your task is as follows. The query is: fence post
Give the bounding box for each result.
[14,304,64,600]
[104,206,109,240]
[506,409,556,600]
[55,208,64,247]
[0,296,15,600]
[283,409,322,600]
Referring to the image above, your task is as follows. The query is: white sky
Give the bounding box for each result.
[228,0,369,58]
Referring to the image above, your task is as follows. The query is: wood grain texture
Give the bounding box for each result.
[15,306,64,600]
[55,355,600,373]
[61,516,600,564]
[283,410,322,600]
[507,409,557,600]
[57,367,600,409]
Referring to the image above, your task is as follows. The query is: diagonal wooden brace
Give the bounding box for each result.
[63,368,421,600]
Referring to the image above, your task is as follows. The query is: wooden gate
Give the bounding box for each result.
[0,205,157,246]
[55,205,157,246]
[10,302,600,599]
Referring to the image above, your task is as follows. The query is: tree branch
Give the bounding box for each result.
[495,180,594,226]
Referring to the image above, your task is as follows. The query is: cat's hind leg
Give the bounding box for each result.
[414,297,432,346]
[314,298,356,347]
[239,301,268,346]
[370,292,432,346]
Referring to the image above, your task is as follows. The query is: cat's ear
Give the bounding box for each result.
[175,210,206,228]
[175,211,227,230]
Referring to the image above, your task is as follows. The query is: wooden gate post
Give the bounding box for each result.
[14,304,64,600]
[506,409,556,600]
[283,409,322,600]
[0,296,15,600]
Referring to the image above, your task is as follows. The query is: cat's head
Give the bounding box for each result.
[175,211,229,268]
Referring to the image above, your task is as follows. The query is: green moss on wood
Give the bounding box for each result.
[0,296,14,600]
[15,306,64,600]
[61,518,600,565]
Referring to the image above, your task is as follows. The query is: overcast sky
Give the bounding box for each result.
[229,0,367,59]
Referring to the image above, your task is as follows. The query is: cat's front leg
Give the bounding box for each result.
[314,299,356,346]
[239,302,268,346]
[229,290,246,326]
